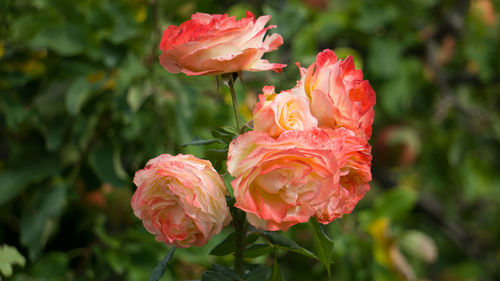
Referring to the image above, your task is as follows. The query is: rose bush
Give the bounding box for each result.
[131,154,231,248]
[295,49,376,139]
[227,128,341,231]
[253,85,318,138]
[159,11,285,76]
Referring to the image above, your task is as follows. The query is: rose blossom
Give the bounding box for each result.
[253,85,318,138]
[131,154,231,248]
[314,128,372,223]
[295,49,376,139]
[159,11,286,76]
[227,128,340,231]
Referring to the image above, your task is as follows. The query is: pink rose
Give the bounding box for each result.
[159,11,286,76]
[296,49,376,138]
[131,154,231,248]
[253,86,318,138]
[227,128,340,231]
[314,128,372,223]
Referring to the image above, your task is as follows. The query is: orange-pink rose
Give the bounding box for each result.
[227,128,340,231]
[131,154,231,248]
[253,86,318,138]
[296,49,376,138]
[314,128,372,223]
[159,11,286,76]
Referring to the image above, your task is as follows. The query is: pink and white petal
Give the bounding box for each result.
[247,59,286,73]
[261,33,283,51]
[159,52,182,74]
[201,48,261,74]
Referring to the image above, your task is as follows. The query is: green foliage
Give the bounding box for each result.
[1,0,500,280]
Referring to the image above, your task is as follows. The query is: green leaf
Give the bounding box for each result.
[211,126,238,144]
[261,231,318,260]
[148,246,176,281]
[309,220,334,277]
[65,77,93,116]
[0,245,26,277]
[0,158,60,207]
[243,244,273,258]
[209,232,236,256]
[20,183,67,260]
[244,264,271,281]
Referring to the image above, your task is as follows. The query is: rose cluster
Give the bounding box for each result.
[228,49,375,231]
[131,11,375,247]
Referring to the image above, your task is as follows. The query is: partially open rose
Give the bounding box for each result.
[253,86,318,138]
[159,11,285,76]
[296,49,376,139]
[131,154,231,248]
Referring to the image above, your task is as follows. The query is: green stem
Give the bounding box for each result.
[228,74,242,132]
[233,208,247,278]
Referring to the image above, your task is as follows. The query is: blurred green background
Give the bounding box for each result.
[1,0,500,280]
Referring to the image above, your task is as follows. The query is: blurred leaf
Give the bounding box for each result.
[209,232,236,256]
[202,264,239,281]
[374,188,418,220]
[115,52,147,91]
[368,39,402,79]
[356,3,398,33]
[0,245,26,277]
[65,76,93,116]
[31,25,86,56]
[400,230,438,263]
[127,81,152,113]
[269,259,285,281]
[0,158,60,206]
[20,183,67,260]
[148,246,176,281]
[0,95,30,131]
[89,142,127,187]
[30,252,68,280]
[244,264,272,281]
[310,220,334,277]
[182,138,225,147]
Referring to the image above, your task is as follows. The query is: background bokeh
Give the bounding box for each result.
[1,0,500,280]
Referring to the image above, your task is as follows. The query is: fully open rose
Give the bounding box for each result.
[295,49,376,139]
[253,86,318,138]
[131,154,231,248]
[159,11,285,75]
[227,128,341,231]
